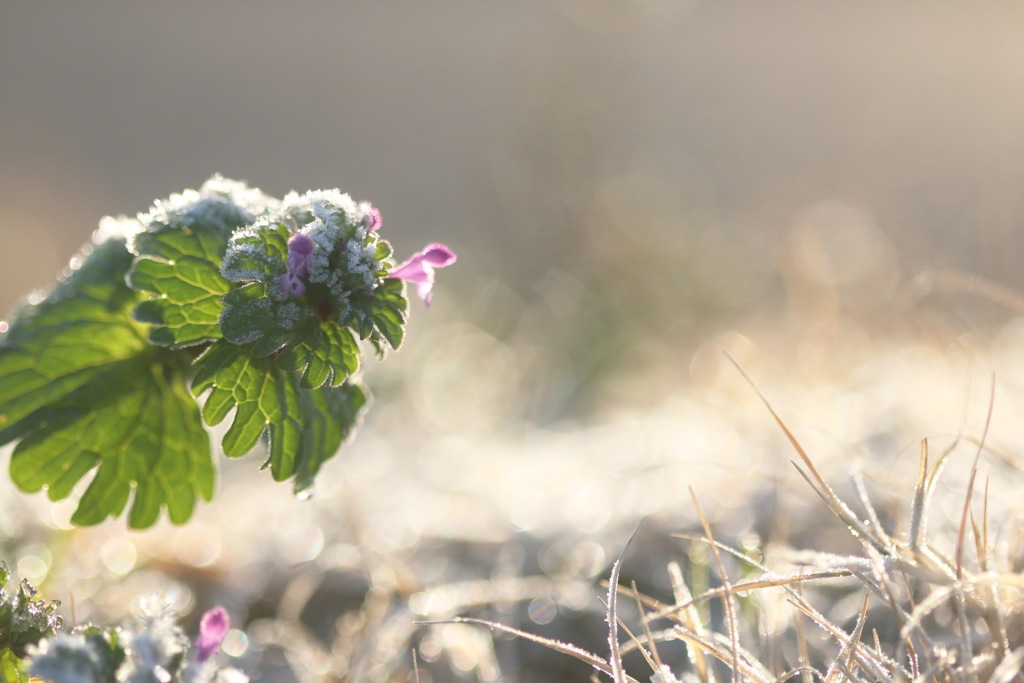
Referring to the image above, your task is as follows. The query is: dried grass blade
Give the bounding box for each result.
[911,268,1024,315]
[794,584,812,683]
[631,580,663,671]
[690,487,741,683]
[725,352,886,550]
[851,467,889,547]
[614,611,656,673]
[956,373,995,579]
[909,438,929,552]
[668,562,714,683]
[980,478,1011,656]
[819,593,868,679]
[668,626,773,683]
[990,646,1024,683]
[420,617,641,683]
[608,521,643,683]
[645,568,852,624]
[786,597,896,683]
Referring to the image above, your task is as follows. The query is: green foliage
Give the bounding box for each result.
[0,178,435,528]
[0,239,214,528]
[128,225,233,349]
[191,340,367,492]
[0,562,62,669]
[344,276,409,354]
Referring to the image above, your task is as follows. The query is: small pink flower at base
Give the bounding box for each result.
[279,271,306,298]
[286,233,315,278]
[389,243,456,306]
[195,606,230,663]
[359,202,382,233]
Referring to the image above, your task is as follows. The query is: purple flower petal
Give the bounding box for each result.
[390,243,456,306]
[360,202,382,233]
[195,607,230,662]
[286,233,315,278]
[279,271,306,298]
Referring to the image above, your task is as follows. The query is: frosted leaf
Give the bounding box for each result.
[28,634,105,683]
[219,242,265,283]
[282,188,358,228]
[95,214,143,245]
[121,596,189,683]
[221,298,273,345]
[277,302,302,330]
[142,175,276,230]
[220,217,286,285]
[300,219,340,284]
[133,175,277,252]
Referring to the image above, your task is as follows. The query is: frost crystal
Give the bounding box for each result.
[650,665,682,683]
[132,175,277,251]
[282,188,358,228]
[184,660,249,683]
[0,563,63,658]
[276,302,302,330]
[121,596,189,683]
[27,634,105,683]
[95,215,144,245]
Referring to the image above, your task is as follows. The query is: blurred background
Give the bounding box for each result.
[5,1,1024,421]
[5,2,1024,681]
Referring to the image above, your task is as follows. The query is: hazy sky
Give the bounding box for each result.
[3,2,1024,328]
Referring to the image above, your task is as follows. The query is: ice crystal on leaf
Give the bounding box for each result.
[121,597,189,683]
[27,634,106,683]
[135,174,277,245]
[0,562,63,659]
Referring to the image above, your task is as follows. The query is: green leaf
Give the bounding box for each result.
[192,339,367,488]
[276,320,360,389]
[0,238,214,528]
[127,225,232,348]
[345,278,409,352]
[293,381,367,495]
[0,648,26,683]
[219,282,308,356]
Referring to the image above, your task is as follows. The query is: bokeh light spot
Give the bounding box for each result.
[527,596,558,625]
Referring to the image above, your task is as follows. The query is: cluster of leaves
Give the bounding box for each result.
[0,562,62,680]
[0,177,409,528]
[0,567,242,683]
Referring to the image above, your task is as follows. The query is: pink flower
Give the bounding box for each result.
[280,233,315,297]
[360,202,382,233]
[285,233,315,278]
[195,606,230,663]
[279,271,306,297]
[389,243,456,306]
